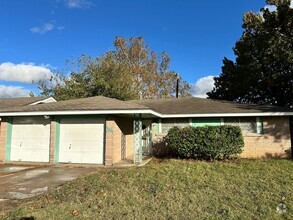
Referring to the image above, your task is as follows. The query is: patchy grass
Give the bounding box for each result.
[1,159,293,220]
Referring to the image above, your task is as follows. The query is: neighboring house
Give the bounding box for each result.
[0,97,56,108]
[0,96,292,166]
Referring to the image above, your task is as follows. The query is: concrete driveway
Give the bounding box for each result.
[0,165,96,211]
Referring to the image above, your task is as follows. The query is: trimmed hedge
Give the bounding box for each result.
[165,125,244,160]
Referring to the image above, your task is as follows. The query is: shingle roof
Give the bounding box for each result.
[128,97,293,114]
[0,96,292,116]
[0,96,149,113]
[0,97,52,109]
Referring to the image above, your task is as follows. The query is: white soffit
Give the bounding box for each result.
[0,109,293,117]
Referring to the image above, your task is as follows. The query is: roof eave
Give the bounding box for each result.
[0,109,159,117]
[0,110,292,117]
[158,112,293,118]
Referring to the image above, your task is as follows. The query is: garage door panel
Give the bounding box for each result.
[59,118,105,164]
[10,117,51,162]
[80,152,95,164]
[70,151,81,163]
[81,140,96,150]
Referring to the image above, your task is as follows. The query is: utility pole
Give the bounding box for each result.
[176,73,180,98]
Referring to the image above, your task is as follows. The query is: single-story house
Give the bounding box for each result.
[0,96,292,166]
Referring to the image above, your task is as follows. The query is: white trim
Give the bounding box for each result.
[158,119,162,133]
[0,108,293,118]
[157,112,293,117]
[29,97,57,105]
[256,117,263,134]
[189,118,192,126]
[220,118,224,125]
[0,109,160,117]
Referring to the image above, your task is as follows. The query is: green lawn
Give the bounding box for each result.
[2,159,293,220]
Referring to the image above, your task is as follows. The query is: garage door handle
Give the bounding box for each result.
[69,144,71,149]
[19,142,22,147]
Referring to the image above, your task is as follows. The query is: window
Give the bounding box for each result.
[159,117,264,134]
[224,117,263,134]
[192,118,221,127]
[161,118,189,133]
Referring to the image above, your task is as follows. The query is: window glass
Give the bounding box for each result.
[224,117,257,133]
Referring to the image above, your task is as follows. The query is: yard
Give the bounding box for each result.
[2,159,293,219]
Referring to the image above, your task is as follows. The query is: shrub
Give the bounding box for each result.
[165,125,244,160]
[152,137,175,157]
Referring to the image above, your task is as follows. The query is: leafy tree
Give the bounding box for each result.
[37,36,191,101]
[208,0,293,108]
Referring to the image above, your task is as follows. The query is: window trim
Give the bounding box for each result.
[256,117,264,134]
[158,119,162,133]
[192,117,221,127]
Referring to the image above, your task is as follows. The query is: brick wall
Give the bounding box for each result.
[152,116,292,159]
[105,118,123,165]
[125,133,133,157]
[242,116,291,158]
[152,121,173,156]
[105,117,134,165]
[105,120,115,165]
[116,118,133,158]
[49,119,56,164]
[112,120,122,163]
[0,119,7,162]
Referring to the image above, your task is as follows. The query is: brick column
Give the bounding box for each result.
[105,120,114,165]
[0,120,8,162]
[49,119,56,164]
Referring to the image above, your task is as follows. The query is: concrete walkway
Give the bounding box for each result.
[114,156,153,167]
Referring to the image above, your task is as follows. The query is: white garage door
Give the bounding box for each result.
[10,117,51,162]
[59,118,105,164]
